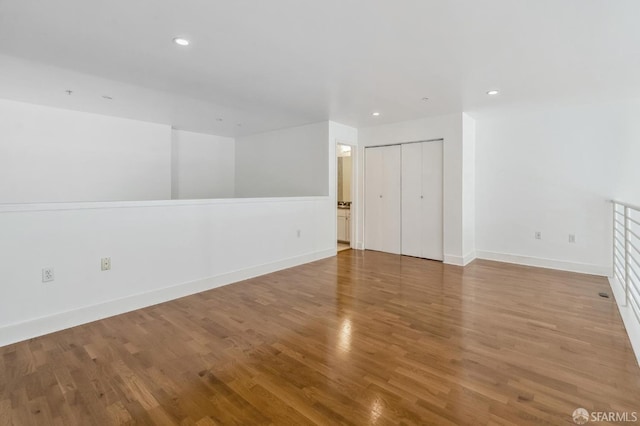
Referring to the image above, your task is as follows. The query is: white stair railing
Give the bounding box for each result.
[612,201,640,330]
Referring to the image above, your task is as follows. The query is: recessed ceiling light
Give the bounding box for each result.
[216,118,223,122]
[421,97,429,101]
[173,37,190,46]
[486,90,499,95]
[102,95,113,100]
[372,112,380,116]
[65,89,73,95]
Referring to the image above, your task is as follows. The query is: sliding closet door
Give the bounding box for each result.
[365,147,383,251]
[365,145,401,254]
[401,143,423,257]
[381,145,402,254]
[420,141,443,260]
[401,141,443,260]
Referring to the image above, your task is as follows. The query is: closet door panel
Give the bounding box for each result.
[364,147,382,251]
[421,141,444,260]
[381,145,402,254]
[401,143,422,257]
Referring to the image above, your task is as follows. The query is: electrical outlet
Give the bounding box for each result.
[101,257,111,271]
[42,268,54,283]
[535,231,542,240]
[297,230,301,238]
[569,234,576,243]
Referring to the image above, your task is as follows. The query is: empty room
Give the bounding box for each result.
[1,1,640,425]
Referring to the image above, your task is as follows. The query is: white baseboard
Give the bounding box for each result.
[475,250,610,276]
[443,251,476,266]
[608,276,640,366]
[463,251,477,266]
[443,254,463,266]
[0,248,336,348]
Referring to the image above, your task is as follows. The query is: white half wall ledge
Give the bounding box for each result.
[0,248,336,348]
[0,196,328,214]
[475,250,610,277]
[609,277,640,366]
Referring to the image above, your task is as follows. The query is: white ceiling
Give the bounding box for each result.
[1,0,639,136]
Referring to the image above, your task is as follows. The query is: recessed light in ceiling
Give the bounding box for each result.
[216,118,224,122]
[102,95,113,100]
[486,90,499,95]
[65,89,73,95]
[173,37,190,46]
[421,97,429,101]
[372,112,380,116]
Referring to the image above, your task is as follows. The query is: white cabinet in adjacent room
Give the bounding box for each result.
[337,208,351,242]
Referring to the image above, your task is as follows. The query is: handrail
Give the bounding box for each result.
[610,199,640,212]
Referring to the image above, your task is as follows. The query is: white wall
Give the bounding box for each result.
[0,118,339,347]
[235,122,330,197]
[358,113,470,264]
[462,113,476,262]
[0,197,335,346]
[475,99,640,275]
[0,99,171,203]
[171,129,235,199]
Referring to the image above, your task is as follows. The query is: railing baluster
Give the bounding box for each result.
[613,202,617,279]
[625,206,631,306]
[610,200,640,364]
[610,200,640,314]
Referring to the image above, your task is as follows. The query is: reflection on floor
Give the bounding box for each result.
[338,243,351,252]
[1,250,638,424]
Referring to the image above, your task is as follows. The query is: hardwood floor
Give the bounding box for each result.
[337,243,351,252]
[1,250,639,425]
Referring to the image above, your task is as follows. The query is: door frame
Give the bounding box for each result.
[336,139,358,249]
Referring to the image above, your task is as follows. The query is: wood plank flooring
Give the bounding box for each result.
[337,243,351,252]
[1,250,639,425]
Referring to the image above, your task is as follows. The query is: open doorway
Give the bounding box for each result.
[337,144,353,252]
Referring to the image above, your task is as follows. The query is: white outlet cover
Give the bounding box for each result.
[101,257,111,271]
[42,268,54,282]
